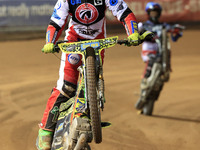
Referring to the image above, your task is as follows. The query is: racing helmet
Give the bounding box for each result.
[145,2,162,22]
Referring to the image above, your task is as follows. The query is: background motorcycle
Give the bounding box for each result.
[135,24,185,116]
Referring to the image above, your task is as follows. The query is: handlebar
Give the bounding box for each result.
[168,24,186,35]
[54,31,154,52]
[54,40,68,52]
[117,31,154,45]
[54,40,130,51]
[55,40,130,45]
[172,24,186,30]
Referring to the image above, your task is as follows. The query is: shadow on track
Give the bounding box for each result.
[152,114,200,123]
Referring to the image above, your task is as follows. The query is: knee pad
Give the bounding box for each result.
[62,81,77,98]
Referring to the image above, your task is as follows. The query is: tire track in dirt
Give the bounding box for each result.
[0,79,56,150]
[1,31,200,150]
[9,120,38,150]
[0,78,55,123]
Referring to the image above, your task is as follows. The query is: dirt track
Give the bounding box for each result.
[0,30,200,150]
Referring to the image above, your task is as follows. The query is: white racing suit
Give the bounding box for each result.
[138,20,182,78]
[137,20,182,105]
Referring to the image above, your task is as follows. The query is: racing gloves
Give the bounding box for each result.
[42,43,55,53]
[127,32,140,46]
[127,31,154,46]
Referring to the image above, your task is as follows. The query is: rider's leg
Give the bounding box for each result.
[140,54,157,94]
[135,42,158,109]
[36,53,81,150]
[143,54,156,78]
[135,57,156,110]
[36,82,76,150]
[140,41,158,82]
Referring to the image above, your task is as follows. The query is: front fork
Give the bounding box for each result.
[96,55,105,111]
[98,69,105,111]
[76,55,105,112]
[77,65,88,113]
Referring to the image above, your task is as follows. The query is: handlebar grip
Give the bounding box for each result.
[116,31,154,46]
[140,31,154,41]
[54,47,60,53]
[54,40,69,52]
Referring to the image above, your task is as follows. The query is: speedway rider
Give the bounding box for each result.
[36,0,146,149]
[135,2,183,111]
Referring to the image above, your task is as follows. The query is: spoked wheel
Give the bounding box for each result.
[85,47,102,143]
[142,100,155,116]
[141,84,163,116]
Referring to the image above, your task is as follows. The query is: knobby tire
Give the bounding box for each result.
[142,100,155,116]
[86,47,102,144]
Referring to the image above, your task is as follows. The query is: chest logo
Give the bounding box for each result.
[75,3,99,24]
[110,0,118,6]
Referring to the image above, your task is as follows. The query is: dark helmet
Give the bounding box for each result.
[145,2,162,22]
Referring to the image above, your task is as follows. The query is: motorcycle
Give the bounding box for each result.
[135,24,185,116]
[50,32,153,150]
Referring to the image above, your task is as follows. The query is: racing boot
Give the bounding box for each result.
[36,129,53,150]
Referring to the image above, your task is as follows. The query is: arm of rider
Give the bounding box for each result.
[170,28,183,42]
[127,30,154,46]
[126,18,140,46]
[127,32,140,46]
[137,22,156,43]
[115,7,140,46]
[41,20,65,53]
[170,24,185,42]
[106,0,140,46]
[171,31,182,42]
[126,22,153,46]
[41,24,58,54]
[139,30,155,42]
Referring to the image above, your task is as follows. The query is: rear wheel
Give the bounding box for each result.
[86,47,102,143]
[142,100,155,116]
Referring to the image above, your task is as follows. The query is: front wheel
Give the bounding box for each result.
[86,47,102,144]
